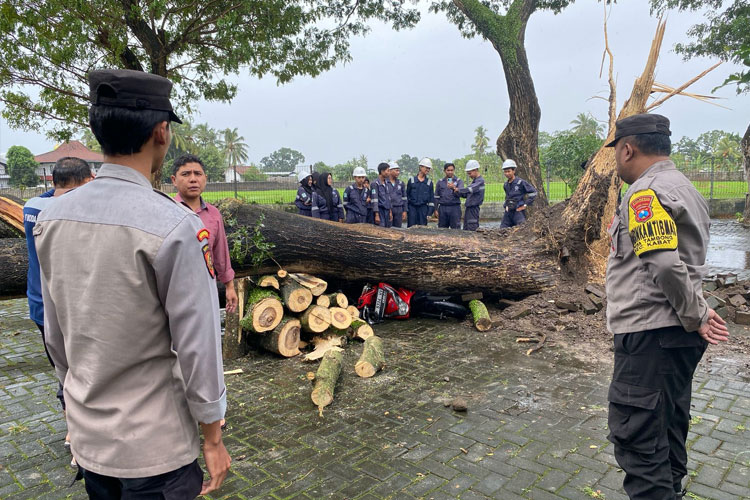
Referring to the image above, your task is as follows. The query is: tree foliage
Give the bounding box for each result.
[240,165,267,182]
[540,131,602,190]
[570,113,604,138]
[394,154,419,177]
[0,0,420,140]
[222,128,249,168]
[260,148,305,172]
[6,145,39,188]
[332,155,368,181]
[472,125,490,157]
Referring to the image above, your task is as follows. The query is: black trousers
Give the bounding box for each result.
[438,205,461,229]
[407,204,429,227]
[607,327,707,500]
[463,206,480,231]
[81,459,203,499]
[36,322,65,410]
[392,208,404,228]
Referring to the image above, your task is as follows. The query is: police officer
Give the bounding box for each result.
[434,162,464,229]
[371,162,392,227]
[604,113,729,500]
[500,159,537,228]
[455,159,485,231]
[343,167,369,223]
[388,162,407,228]
[35,69,230,498]
[295,170,313,216]
[406,158,435,227]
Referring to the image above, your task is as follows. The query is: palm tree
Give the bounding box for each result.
[715,136,741,169]
[473,126,490,157]
[171,121,197,154]
[222,128,250,198]
[570,113,604,138]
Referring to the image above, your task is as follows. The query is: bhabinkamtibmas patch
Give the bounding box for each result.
[628,189,677,256]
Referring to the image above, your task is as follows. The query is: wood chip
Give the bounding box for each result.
[223,369,243,375]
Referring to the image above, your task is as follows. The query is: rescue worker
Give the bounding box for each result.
[343,167,369,223]
[295,170,313,216]
[371,162,392,227]
[406,157,434,227]
[312,171,344,222]
[35,69,230,498]
[363,178,375,224]
[454,159,485,231]
[388,162,407,228]
[604,113,729,500]
[434,162,464,229]
[500,159,537,228]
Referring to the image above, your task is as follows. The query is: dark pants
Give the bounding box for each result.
[607,327,707,500]
[500,208,526,228]
[438,205,461,229]
[298,208,311,217]
[407,204,429,227]
[366,209,374,224]
[391,208,404,228]
[81,459,203,500]
[375,207,392,227]
[36,322,65,409]
[463,206,480,231]
[345,211,366,223]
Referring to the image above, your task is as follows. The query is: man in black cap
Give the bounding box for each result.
[35,69,230,498]
[604,113,729,499]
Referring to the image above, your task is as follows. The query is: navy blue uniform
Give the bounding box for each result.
[295,186,313,217]
[500,177,537,228]
[370,177,392,228]
[311,189,344,221]
[458,175,485,231]
[389,179,407,228]
[406,175,434,227]
[343,184,369,223]
[435,177,464,229]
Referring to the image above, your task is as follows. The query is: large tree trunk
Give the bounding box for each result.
[0,239,28,298]
[742,123,750,225]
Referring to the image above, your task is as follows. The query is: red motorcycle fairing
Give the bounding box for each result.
[357,283,415,323]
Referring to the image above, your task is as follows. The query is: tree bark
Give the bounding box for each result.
[355,336,385,378]
[742,123,750,225]
[0,239,28,298]
[468,299,492,331]
[311,349,343,412]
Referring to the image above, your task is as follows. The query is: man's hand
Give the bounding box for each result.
[374,213,380,224]
[433,210,438,218]
[200,421,231,495]
[516,205,526,212]
[339,218,344,223]
[389,211,393,222]
[697,308,730,345]
[224,282,238,314]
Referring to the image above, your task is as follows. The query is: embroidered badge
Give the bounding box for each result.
[627,189,677,257]
[197,228,210,242]
[201,242,216,279]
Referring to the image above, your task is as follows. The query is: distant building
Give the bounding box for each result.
[34,141,104,184]
[0,155,9,188]
[224,166,252,183]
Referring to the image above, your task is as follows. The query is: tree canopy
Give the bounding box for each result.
[260,148,306,173]
[6,145,39,188]
[0,0,420,140]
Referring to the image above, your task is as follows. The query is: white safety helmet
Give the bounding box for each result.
[298,170,311,182]
[502,159,517,170]
[419,158,433,169]
[465,159,480,172]
[352,166,367,177]
[389,161,400,170]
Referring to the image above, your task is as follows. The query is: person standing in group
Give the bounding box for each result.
[343,167,369,223]
[311,171,344,222]
[500,159,537,228]
[35,69,230,499]
[434,162,464,229]
[454,160,485,231]
[388,162,407,228]
[604,113,729,500]
[295,170,314,216]
[371,162,392,228]
[406,158,434,227]
[363,178,375,224]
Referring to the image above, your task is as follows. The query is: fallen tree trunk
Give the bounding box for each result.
[0,239,28,298]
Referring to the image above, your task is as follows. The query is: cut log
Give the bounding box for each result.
[289,273,328,296]
[0,196,25,237]
[277,269,288,279]
[355,336,385,378]
[329,307,352,330]
[346,305,360,320]
[257,275,280,290]
[349,320,374,341]
[280,280,313,313]
[240,288,283,333]
[300,305,332,334]
[0,239,28,298]
[311,349,343,413]
[316,294,331,307]
[468,300,492,331]
[326,292,348,308]
[260,317,301,357]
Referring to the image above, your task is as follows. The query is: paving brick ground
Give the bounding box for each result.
[1,297,749,499]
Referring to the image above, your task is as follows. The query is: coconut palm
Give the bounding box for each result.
[222,128,250,197]
[473,126,490,157]
[171,121,197,154]
[715,135,741,168]
[570,113,604,138]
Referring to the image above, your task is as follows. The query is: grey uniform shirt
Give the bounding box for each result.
[35,163,226,478]
[606,159,710,334]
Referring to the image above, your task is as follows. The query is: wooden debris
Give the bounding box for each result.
[468,300,492,331]
[260,317,301,357]
[461,292,483,302]
[349,320,374,341]
[326,292,348,309]
[346,305,360,320]
[280,279,313,313]
[303,335,344,361]
[311,349,343,414]
[354,336,385,378]
[223,369,243,375]
[316,294,331,307]
[257,275,280,290]
[526,333,547,356]
[240,288,284,333]
[289,273,328,296]
[584,284,606,299]
[329,307,352,330]
[300,305,332,334]
[277,269,288,279]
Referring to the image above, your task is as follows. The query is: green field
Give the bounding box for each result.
[183,180,747,205]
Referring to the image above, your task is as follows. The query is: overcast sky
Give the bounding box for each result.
[1,2,747,166]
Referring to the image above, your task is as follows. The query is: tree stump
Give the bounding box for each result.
[240,288,284,333]
[300,305,332,334]
[468,299,492,331]
[281,280,313,313]
[355,336,385,378]
[259,317,301,357]
[329,307,352,330]
[326,292,348,308]
[311,349,343,413]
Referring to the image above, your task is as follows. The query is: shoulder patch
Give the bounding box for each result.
[627,189,677,257]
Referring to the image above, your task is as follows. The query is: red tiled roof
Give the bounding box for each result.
[231,166,251,175]
[35,141,104,163]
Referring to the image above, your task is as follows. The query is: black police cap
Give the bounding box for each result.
[605,113,670,147]
[88,69,182,123]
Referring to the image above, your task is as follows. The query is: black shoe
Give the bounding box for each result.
[675,488,687,498]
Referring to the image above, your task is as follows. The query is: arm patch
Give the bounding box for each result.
[627,189,678,257]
